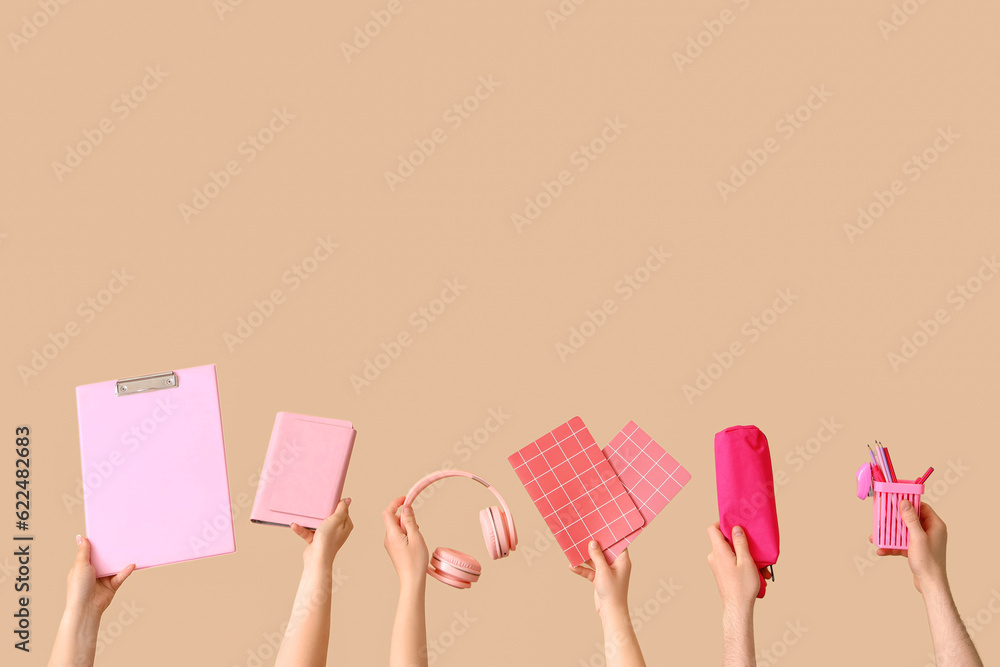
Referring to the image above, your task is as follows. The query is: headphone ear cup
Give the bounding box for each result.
[481,506,512,559]
[479,508,502,559]
[501,507,516,552]
[491,506,511,557]
[428,547,481,589]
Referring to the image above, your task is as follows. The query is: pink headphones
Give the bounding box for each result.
[403,470,518,589]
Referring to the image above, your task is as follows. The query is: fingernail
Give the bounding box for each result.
[344,497,352,507]
[75,535,82,545]
[732,526,744,538]
[900,500,912,511]
[589,540,598,549]
[402,505,413,515]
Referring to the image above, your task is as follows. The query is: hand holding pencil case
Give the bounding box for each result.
[714,425,780,598]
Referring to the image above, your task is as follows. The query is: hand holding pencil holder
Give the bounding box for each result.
[871,480,923,549]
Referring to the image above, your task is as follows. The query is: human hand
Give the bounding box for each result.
[569,541,632,620]
[66,536,135,619]
[870,500,947,594]
[707,523,761,614]
[291,498,353,568]
[383,496,429,589]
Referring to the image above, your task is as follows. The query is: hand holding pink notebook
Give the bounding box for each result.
[251,412,356,529]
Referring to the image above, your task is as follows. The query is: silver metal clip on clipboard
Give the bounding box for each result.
[115,371,179,396]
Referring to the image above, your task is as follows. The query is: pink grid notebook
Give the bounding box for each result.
[508,417,643,566]
[601,421,691,562]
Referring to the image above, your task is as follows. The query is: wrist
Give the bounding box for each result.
[307,545,338,569]
[599,601,630,626]
[722,600,755,622]
[920,575,953,603]
[399,574,426,596]
[61,604,103,633]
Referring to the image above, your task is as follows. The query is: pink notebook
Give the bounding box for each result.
[75,364,235,577]
[508,417,643,566]
[251,412,356,529]
[600,421,691,562]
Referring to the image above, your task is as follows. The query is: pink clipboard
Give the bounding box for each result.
[75,364,235,577]
[250,412,356,529]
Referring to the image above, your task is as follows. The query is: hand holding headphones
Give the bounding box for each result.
[394,470,518,589]
[383,497,430,586]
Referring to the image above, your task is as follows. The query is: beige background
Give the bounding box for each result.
[3,0,999,665]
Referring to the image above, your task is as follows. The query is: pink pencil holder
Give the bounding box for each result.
[872,481,923,549]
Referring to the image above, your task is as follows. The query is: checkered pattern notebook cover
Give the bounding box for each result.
[601,421,691,561]
[508,417,644,566]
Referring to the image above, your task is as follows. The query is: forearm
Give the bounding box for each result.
[600,605,645,667]
[721,605,756,667]
[275,557,334,667]
[48,607,101,667]
[390,580,427,667]
[921,579,983,667]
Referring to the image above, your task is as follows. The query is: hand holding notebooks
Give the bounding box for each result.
[251,412,356,529]
[508,417,645,567]
[75,364,235,577]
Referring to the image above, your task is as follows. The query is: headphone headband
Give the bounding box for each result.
[403,469,518,546]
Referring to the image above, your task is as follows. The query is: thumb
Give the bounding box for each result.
[730,526,752,565]
[400,505,419,534]
[333,497,351,519]
[899,500,924,535]
[75,535,91,566]
[588,540,610,574]
[108,563,136,592]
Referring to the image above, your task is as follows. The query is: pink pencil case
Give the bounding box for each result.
[714,425,780,598]
[872,480,923,549]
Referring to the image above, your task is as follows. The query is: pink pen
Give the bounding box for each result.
[882,447,897,483]
[876,446,891,482]
[916,467,934,484]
